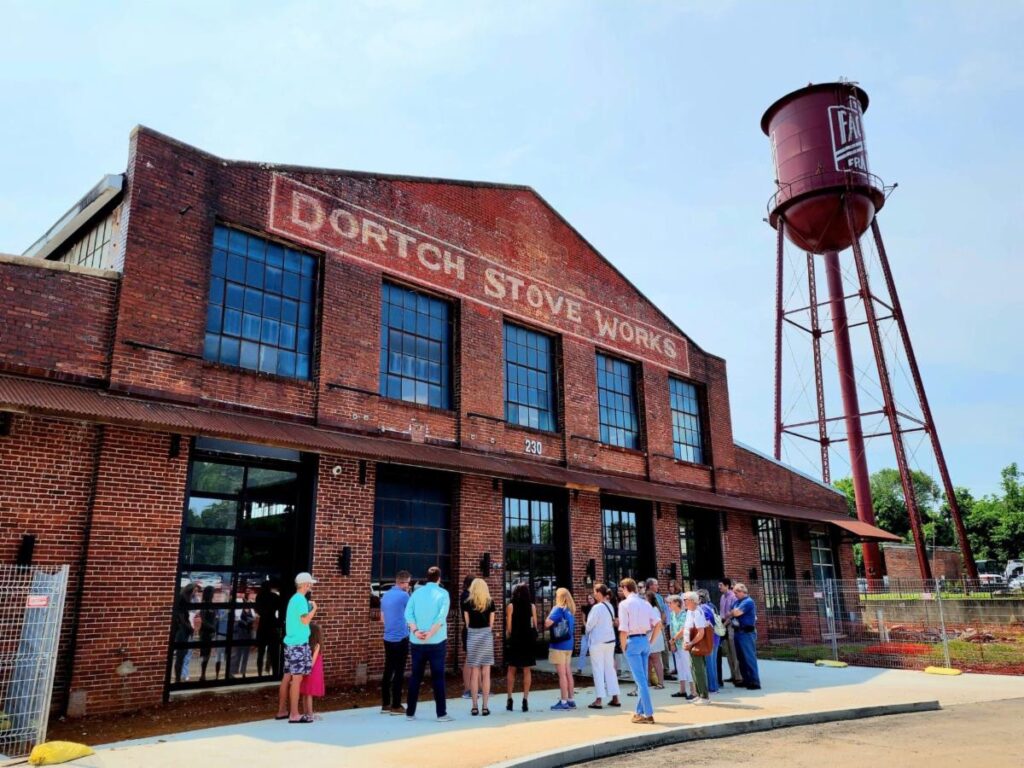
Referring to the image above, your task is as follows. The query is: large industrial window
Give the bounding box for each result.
[379,282,452,409]
[678,515,696,588]
[669,378,705,464]
[204,226,317,379]
[596,353,639,449]
[504,323,556,432]
[372,466,452,590]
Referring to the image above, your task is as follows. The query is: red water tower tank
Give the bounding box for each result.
[762,82,886,253]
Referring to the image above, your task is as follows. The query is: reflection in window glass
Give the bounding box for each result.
[669,378,705,464]
[504,324,557,431]
[378,282,452,409]
[596,354,639,449]
[204,225,317,379]
[188,498,238,530]
[183,534,236,567]
[191,462,244,494]
[372,467,452,587]
[602,506,640,589]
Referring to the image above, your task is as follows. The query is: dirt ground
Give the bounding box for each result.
[582,697,1024,768]
[46,670,571,746]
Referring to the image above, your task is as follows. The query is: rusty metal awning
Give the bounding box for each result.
[0,373,890,539]
[829,517,903,542]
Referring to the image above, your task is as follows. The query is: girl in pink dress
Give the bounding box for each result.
[300,623,325,719]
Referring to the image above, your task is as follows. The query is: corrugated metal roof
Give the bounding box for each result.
[0,374,897,542]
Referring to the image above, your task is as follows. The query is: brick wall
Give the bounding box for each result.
[0,414,99,705]
[0,257,118,384]
[68,426,189,714]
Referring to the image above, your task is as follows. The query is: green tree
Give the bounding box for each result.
[832,469,940,540]
[963,464,1024,563]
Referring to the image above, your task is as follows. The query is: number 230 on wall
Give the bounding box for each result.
[524,439,543,456]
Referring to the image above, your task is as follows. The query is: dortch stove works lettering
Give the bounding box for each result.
[269,174,689,373]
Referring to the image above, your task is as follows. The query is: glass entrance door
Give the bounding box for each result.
[503,486,568,653]
[168,447,312,692]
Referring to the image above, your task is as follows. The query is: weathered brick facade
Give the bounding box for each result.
[0,126,882,716]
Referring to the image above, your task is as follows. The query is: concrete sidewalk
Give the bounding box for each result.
[67,661,1024,768]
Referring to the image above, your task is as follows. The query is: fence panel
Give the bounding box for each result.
[722,578,1024,675]
[0,565,69,759]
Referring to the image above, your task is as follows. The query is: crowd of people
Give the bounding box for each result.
[267,567,762,726]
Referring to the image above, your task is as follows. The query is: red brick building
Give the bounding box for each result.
[0,127,897,716]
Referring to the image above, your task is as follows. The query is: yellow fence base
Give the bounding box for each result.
[814,659,849,668]
[924,666,963,676]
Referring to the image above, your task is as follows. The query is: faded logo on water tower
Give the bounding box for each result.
[829,96,868,172]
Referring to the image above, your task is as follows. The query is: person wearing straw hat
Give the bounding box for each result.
[275,572,318,723]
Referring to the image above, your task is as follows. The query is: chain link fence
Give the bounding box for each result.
[0,565,69,760]
[690,578,1024,674]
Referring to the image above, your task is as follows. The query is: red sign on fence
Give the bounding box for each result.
[26,595,49,608]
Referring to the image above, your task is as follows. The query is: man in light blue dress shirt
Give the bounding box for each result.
[404,566,453,721]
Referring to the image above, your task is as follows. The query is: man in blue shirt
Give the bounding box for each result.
[275,572,318,723]
[404,566,453,721]
[380,570,412,715]
[729,582,761,689]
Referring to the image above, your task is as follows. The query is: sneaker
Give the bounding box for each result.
[550,701,570,711]
[437,714,455,722]
[693,697,709,706]
[642,716,656,724]
[631,714,646,723]
[566,700,577,709]
[461,690,472,699]
[389,705,406,716]
[380,706,390,715]
[406,715,416,721]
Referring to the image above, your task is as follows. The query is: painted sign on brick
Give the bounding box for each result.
[269,174,689,373]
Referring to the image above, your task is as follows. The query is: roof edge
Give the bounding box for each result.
[734,440,845,498]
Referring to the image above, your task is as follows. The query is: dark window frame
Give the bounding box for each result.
[669,377,706,465]
[204,224,319,381]
[371,465,453,592]
[503,322,558,433]
[596,352,640,450]
[379,281,454,410]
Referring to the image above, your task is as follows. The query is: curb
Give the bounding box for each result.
[487,700,941,768]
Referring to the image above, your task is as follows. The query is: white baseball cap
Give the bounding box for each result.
[295,572,318,585]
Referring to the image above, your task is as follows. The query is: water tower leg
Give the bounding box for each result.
[869,220,978,581]
[806,252,831,483]
[823,248,882,580]
[845,207,933,581]
[774,220,785,461]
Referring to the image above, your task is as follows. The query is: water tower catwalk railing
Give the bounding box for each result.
[763,81,977,582]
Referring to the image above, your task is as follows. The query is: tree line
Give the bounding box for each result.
[834,463,1024,564]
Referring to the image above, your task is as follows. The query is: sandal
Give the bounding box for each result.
[471,707,479,716]
[608,699,621,707]
[274,714,289,720]
[588,702,603,709]
[482,707,490,716]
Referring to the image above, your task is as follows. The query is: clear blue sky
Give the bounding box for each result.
[1,1,1020,496]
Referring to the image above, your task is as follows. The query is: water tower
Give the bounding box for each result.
[762,81,977,581]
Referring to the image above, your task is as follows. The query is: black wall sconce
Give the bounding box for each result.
[748,567,758,582]
[1,412,13,437]
[585,558,596,585]
[167,434,181,459]
[358,460,367,485]
[802,569,812,582]
[480,552,491,577]
[16,534,36,567]
[338,546,352,576]
[667,562,678,580]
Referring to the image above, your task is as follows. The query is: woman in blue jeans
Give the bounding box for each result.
[616,578,662,724]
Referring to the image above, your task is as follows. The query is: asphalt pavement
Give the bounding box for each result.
[582,697,1024,768]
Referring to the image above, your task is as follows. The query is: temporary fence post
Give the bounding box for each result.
[826,579,839,662]
[936,581,951,669]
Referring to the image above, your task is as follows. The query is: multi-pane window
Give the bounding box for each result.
[504,495,557,622]
[596,354,639,449]
[810,531,836,584]
[204,226,317,379]
[757,518,795,618]
[379,283,452,409]
[603,506,639,589]
[372,466,452,587]
[669,378,705,464]
[504,324,556,431]
[57,210,116,270]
